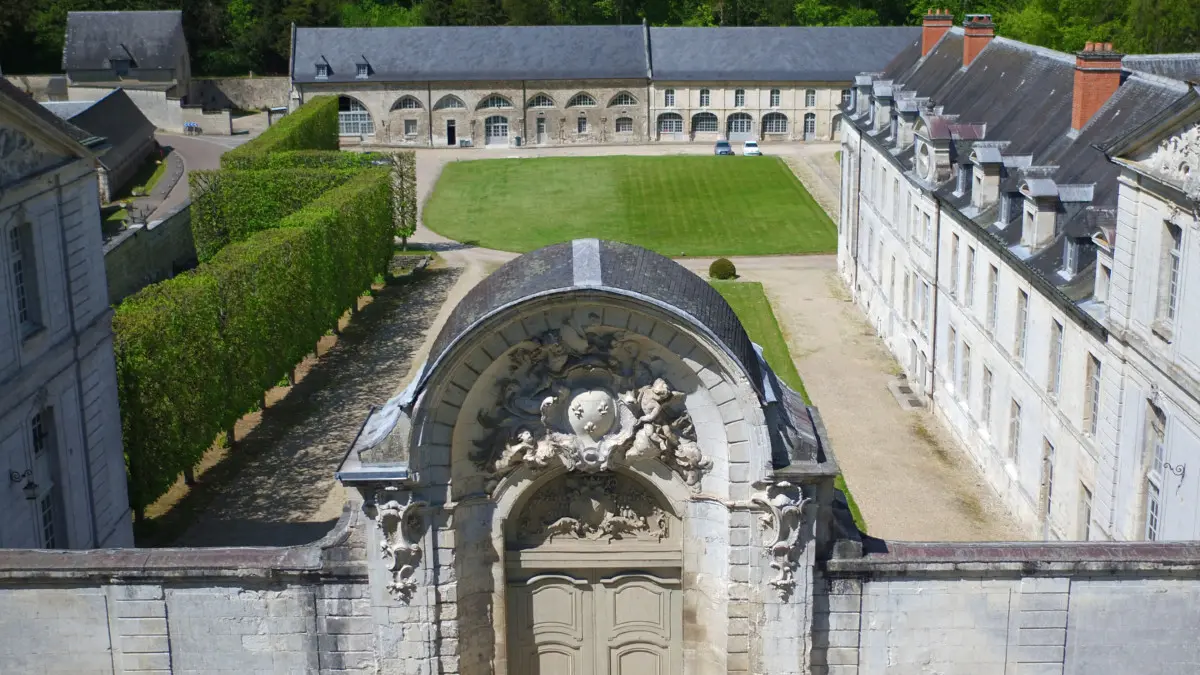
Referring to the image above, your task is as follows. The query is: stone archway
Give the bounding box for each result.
[504,471,683,675]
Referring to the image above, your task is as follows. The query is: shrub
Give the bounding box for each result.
[114,273,225,510]
[220,96,338,168]
[218,149,391,171]
[709,257,738,280]
[189,168,359,261]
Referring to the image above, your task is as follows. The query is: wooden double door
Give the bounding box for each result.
[507,569,683,675]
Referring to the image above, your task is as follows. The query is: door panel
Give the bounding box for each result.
[597,573,681,675]
[510,574,591,674]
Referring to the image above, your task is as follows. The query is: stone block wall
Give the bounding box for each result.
[189,77,290,111]
[181,105,232,135]
[103,201,198,305]
[815,542,1200,675]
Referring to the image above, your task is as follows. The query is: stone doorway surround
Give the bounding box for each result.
[335,240,846,675]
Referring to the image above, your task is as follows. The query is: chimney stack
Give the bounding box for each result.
[922,9,953,57]
[962,14,995,67]
[1072,42,1123,131]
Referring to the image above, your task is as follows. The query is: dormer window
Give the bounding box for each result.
[955,165,968,194]
[112,59,131,76]
[316,63,330,79]
[998,192,1011,224]
[356,63,371,79]
[1063,238,1080,275]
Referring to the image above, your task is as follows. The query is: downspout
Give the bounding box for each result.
[928,201,943,400]
[644,19,653,142]
[427,81,433,147]
[522,80,527,145]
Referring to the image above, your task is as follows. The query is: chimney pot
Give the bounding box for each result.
[922,8,954,56]
[1072,43,1124,131]
[962,14,996,67]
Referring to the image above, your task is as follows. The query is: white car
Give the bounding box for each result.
[743,141,762,156]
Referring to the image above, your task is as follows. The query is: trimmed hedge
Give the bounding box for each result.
[115,168,394,511]
[220,95,338,168]
[189,168,359,261]
[218,149,391,171]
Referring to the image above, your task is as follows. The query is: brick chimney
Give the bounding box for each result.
[922,9,953,57]
[962,14,995,67]
[1072,42,1123,131]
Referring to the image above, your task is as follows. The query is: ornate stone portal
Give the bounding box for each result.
[475,314,713,490]
[510,473,672,548]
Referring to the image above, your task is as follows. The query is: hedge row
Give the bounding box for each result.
[189,168,359,261]
[217,149,391,171]
[220,95,338,168]
[115,169,394,510]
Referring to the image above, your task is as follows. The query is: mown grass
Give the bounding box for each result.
[423,155,836,256]
[712,279,868,533]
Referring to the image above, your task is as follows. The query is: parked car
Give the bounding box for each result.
[714,140,734,156]
[743,141,762,156]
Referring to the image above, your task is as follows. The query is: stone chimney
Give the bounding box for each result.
[962,14,995,67]
[1072,42,1123,131]
[922,9,954,56]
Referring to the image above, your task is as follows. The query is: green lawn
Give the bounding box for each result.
[423,155,836,256]
[712,279,868,533]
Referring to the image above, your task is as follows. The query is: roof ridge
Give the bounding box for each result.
[988,35,1075,65]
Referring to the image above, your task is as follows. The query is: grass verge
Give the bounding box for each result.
[424,155,836,256]
[712,279,868,533]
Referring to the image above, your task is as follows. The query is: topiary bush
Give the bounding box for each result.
[220,95,339,169]
[709,257,737,280]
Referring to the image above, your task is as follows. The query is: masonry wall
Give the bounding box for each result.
[103,201,198,305]
[189,76,290,111]
[813,542,1200,675]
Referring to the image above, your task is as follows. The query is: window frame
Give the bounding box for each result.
[762,112,787,134]
[1009,399,1022,460]
[615,117,634,133]
[1048,319,1064,397]
[805,89,816,107]
[567,93,597,108]
[663,89,676,107]
[734,88,746,107]
[985,263,998,331]
[1015,289,1029,362]
[699,89,711,107]
[982,365,994,430]
[576,116,588,134]
[769,88,781,107]
[1085,353,1101,436]
[610,92,638,107]
[403,119,418,136]
[528,94,555,109]
[9,222,41,337]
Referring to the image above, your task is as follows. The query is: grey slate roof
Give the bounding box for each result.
[292,25,650,83]
[0,78,97,147]
[63,11,185,71]
[43,90,155,172]
[648,27,920,81]
[1123,54,1200,82]
[40,100,97,120]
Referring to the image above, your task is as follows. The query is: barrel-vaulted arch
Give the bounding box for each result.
[337,95,374,136]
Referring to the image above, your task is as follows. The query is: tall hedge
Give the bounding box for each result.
[114,168,394,511]
[218,149,391,171]
[114,274,225,509]
[220,95,338,168]
[189,168,359,261]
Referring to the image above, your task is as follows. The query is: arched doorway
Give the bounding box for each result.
[505,471,683,675]
[727,112,753,142]
[484,115,510,146]
[762,112,788,138]
[831,113,842,141]
[657,112,684,141]
[337,96,374,137]
[691,112,718,138]
[803,112,817,141]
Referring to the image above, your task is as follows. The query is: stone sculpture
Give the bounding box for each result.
[752,481,812,600]
[374,491,427,602]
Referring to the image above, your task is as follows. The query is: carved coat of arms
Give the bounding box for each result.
[475,314,713,488]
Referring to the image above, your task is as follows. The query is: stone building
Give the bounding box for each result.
[41,89,157,204]
[838,12,1200,541]
[1,241,1200,675]
[287,24,917,148]
[62,11,199,132]
[0,79,134,549]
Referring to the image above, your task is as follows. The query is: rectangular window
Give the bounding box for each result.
[903,273,911,320]
[805,89,816,107]
[1079,484,1093,540]
[112,59,131,76]
[577,117,588,134]
[1161,222,1183,323]
[1085,354,1102,435]
[664,89,675,107]
[985,264,998,332]
[961,341,972,402]
[770,89,781,107]
[1146,482,1162,540]
[1144,403,1166,540]
[1009,400,1022,460]
[356,63,369,78]
[949,234,960,297]
[1015,289,1029,362]
[918,280,931,337]
[699,89,710,107]
[965,246,977,309]
[982,366,994,430]
[316,63,329,79]
[403,119,417,136]
[1042,438,1056,528]
[1096,263,1112,303]
[31,411,47,455]
[39,493,57,549]
[1048,320,1064,397]
[615,117,633,133]
[892,178,899,222]
[9,223,40,336]
[1063,238,1079,274]
[888,256,896,301]
[948,325,958,390]
[923,213,933,249]
[735,89,745,107]
[841,89,852,106]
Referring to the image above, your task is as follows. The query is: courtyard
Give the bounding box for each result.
[145,141,1021,546]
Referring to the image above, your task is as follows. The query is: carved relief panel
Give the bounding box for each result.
[507,473,677,551]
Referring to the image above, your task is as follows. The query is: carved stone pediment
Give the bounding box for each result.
[474,314,712,490]
[0,123,66,188]
[509,473,672,549]
[1145,123,1200,201]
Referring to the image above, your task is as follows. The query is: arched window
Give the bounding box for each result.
[433,95,466,110]
[484,115,509,142]
[657,112,683,134]
[734,89,746,107]
[528,94,555,108]
[804,112,816,135]
[763,112,788,134]
[609,92,638,107]
[392,96,423,110]
[805,89,816,107]
[615,117,634,133]
[663,89,676,107]
[727,112,753,135]
[567,93,596,107]
[338,96,373,136]
[478,95,514,110]
[769,89,781,107]
[699,89,711,107]
[692,112,718,133]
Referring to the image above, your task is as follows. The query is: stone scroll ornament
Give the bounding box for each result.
[513,473,670,548]
[751,481,812,600]
[374,492,428,602]
[474,314,713,490]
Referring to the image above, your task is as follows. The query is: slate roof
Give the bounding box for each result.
[845,28,1192,331]
[0,78,98,148]
[647,27,920,81]
[292,25,650,83]
[41,90,155,171]
[1123,54,1200,83]
[63,11,185,71]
